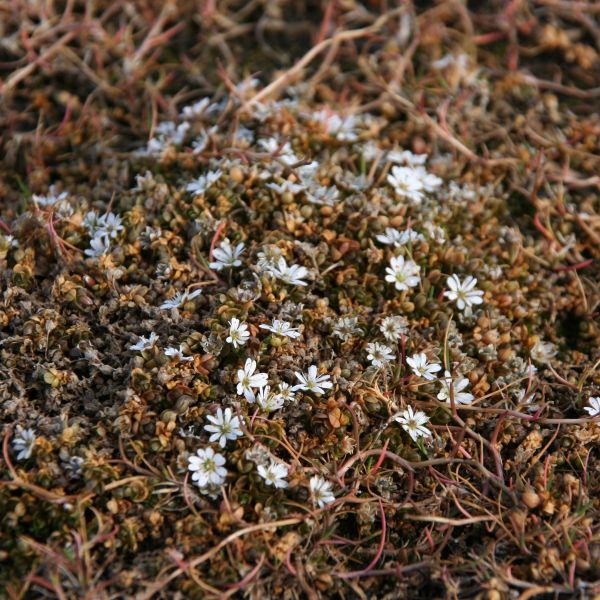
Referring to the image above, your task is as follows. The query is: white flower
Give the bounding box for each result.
[226,318,250,348]
[387,166,425,203]
[236,358,269,402]
[3,234,18,249]
[415,166,442,192]
[297,161,320,183]
[312,109,359,141]
[398,228,424,246]
[266,181,305,195]
[530,341,557,365]
[32,185,68,207]
[306,185,340,207]
[155,120,190,145]
[258,138,298,165]
[186,170,223,196]
[376,228,404,246]
[292,366,333,395]
[97,213,124,239]
[423,222,447,243]
[256,245,283,271]
[406,353,442,381]
[386,149,428,166]
[366,342,395,368]
[260,319,300,339]
[443,275,484,311]
[84,235,110,258]
[258,461,289,488]
[332,316,360,341]
[159,288,202,310]
[256,386,284,412]
[385,256,421,291]
[188,447,227,487]
[181,97,211,119]
[209,238,245,271]
[130,332,159,352]
[393,406,431,442]
[437,371,474,405]
[164,345,194,362]
[379,316,408,343]
[12,427,36,460]
[310,476,336,508]
[268,257,309,286]
[273,382,296,403]
[584,397,600,418]
[376,227,424,247]
[204,407,243,447]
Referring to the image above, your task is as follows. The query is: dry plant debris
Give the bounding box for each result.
[1,1,600,598]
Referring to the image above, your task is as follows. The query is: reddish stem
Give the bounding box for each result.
[209,221,227,261]
[369,439,389,478]
[554,258,593,272]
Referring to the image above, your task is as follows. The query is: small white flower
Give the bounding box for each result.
[12,427,36,460]
[437,371,474,405]
[387,166,425,204]
[376,227,424,247]
[376,228,404,246]
[3,235,18,249]
[414,166,443,192]
[181,98,211,119]
[209,238,245,271]
[204,407,243,447]
[393,406,431,442]
[332,316,360,342]
[406,353,442,381]
[584,397,600,418]
[292,366,333,395]
[310,475,336,508]
[273,382,296,403]
[130,332,159,352]
[258,138,298,165]
[226,317,250,348]
[366,342,395,368]
[260,319,300,339]
[312,109,359,141]
[266,181,305,195]
[256,245,283,272]
[159,288,202,310]
[188,447,227,487]
[530,341,557,365]
[423,222,447,243]
[256,386,284,412]
[32,185,68,207]
[297,161,320,183]
[164,345,194,362]
[386,149,428,166]
[236,358,269,402]
[186,170,223,196]
[84,235,110,258]
[155,120,189,145]
[385,256,421,291]
[444,275,484,311]
[258,461,289,488]
[380,316,408,343]
[306,185,339,207]
[268,257,309,286]
[97,212,124,239]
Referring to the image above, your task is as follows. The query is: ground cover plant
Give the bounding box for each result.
[1,1,600,598]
